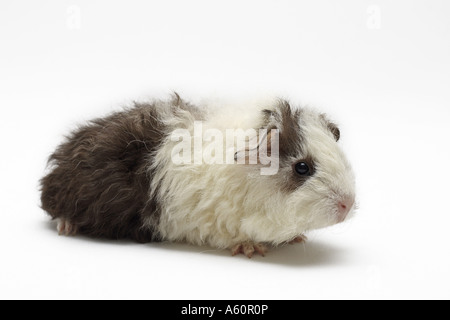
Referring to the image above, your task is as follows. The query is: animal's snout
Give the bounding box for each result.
[337,196,355,222]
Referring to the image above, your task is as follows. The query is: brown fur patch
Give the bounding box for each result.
[261,100,318,192]
[40,102,168,242]
[262,100,303,158]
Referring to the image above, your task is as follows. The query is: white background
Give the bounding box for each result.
[1,0,450,300]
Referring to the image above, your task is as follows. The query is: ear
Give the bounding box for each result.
[327,121,340,141]
[234,129,274,164]
[320,114,340,141]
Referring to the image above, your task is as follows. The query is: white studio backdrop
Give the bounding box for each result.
[0,0,449,299]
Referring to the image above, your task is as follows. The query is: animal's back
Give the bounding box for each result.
[40,102,166,242]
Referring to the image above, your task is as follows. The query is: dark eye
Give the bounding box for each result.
[294,162,311,176]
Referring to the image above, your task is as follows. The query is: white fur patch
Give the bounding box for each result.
[144,100,355,249]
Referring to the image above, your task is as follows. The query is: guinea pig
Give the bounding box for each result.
[40,94,356,258]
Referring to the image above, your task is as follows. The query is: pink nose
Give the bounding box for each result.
[337,196,355,222]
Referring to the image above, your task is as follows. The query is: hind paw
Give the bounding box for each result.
[56,219,78,236]
[230,242,268,258]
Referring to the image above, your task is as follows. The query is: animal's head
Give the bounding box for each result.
[238,100,356,241]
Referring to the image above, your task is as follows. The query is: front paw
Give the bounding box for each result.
[230,242,268,258]
[288,234,308,244]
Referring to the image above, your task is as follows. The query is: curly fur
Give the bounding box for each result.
[40,95,355,251]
